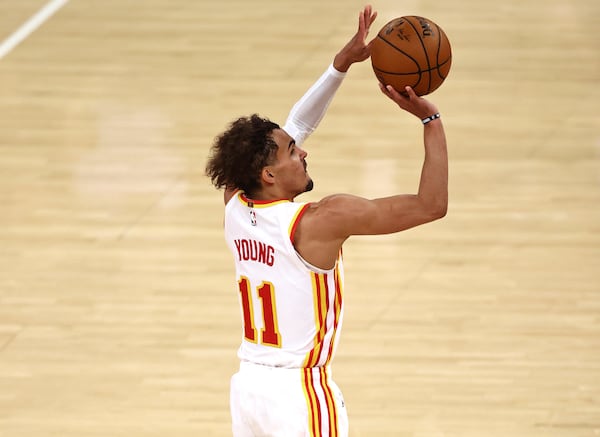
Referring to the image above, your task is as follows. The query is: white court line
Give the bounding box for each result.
[0,0,70,60]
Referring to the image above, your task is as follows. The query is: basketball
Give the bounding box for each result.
[370,16,452,96]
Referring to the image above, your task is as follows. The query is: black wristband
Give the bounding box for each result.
[421,113,441,124]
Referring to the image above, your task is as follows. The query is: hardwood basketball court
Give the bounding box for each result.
[1,0,599,435]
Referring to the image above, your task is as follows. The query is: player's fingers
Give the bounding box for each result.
[369,11,377,28]
[364,6,371,20]
[359,7,376,41]
[378,82,392,97]
[363,5,371,21]
[404,86,418,99]
[386,84,407,101]
[357,11,364,33]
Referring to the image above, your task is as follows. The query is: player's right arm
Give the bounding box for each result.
[294,85,447,269]
[318,113,447,238]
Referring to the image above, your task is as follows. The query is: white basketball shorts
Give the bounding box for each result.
[230,361,348,437]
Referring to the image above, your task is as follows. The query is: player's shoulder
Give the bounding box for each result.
[294,194,361,256]
[224,187,240,205]
[301,193,369,228]
[307,193,366,213]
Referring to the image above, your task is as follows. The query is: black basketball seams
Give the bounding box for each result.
[405,17,433,94]
[433,22,450,81]
[371,16,451,95]
[437,60,450,80]
[373,57,451,76]
[376,34,422,88]
[376,34,421,69]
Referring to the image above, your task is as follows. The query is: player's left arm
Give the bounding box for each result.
[333,5,378,72]
[222,6,377,204]
[282,5,377,145]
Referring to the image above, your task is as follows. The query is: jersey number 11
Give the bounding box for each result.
[238,276,282,348]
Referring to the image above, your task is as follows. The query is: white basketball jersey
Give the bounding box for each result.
[224,190,344,368]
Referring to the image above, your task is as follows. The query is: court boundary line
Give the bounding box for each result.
[0,0,70,60]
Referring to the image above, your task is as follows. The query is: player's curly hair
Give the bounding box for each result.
[206,114,280,197]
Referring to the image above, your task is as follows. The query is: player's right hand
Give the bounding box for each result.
[378,83,439,121]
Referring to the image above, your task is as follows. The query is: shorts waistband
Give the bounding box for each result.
[239,360,331,375]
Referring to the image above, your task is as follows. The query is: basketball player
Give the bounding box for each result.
[205,5,448,436]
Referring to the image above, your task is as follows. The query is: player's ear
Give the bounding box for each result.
[262,167,275,184]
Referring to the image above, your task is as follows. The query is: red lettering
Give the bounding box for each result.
[258,242,266,264]
[233,239,275,266]
[241,239,249,260]
[234,239,242,261]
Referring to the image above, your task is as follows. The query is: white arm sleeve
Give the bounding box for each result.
[282,63,347,146]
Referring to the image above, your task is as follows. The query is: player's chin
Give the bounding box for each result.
[304,178,314,192]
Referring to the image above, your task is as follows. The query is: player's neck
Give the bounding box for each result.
[248,186,295,202]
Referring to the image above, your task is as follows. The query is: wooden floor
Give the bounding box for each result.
[1,0,599,436]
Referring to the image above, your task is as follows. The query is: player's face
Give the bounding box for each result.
[269,129,313,197]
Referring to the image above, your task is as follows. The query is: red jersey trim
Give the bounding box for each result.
[239,192,290,208]
[289,203,311,244]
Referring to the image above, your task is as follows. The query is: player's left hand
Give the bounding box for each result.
[333,5,378,72]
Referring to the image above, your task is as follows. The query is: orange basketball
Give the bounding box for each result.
[370,16,452,96]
